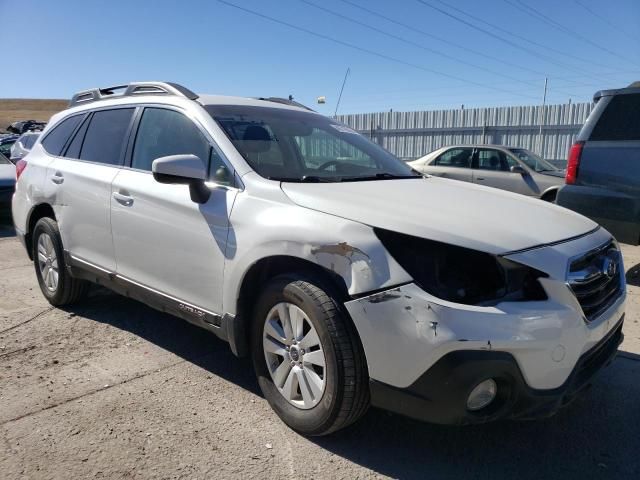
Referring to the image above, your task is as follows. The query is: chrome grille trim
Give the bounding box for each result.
[567,239,623,322]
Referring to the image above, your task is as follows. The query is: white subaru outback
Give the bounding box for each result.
[12,82,625,435]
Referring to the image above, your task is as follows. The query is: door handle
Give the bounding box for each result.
[476,177,485,180]
[112,192,133,206]
[51,172,64,184]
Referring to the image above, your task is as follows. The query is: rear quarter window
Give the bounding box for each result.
[41,115,84,156]
[590,93,640,141]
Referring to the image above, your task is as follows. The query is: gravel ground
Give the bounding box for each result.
[1,219,639,480]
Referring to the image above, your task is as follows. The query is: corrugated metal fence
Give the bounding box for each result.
[337,102,593,165]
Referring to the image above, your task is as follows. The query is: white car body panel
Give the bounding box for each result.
[281,176,597,255]
[110,168,237,314]
[222,172,412,313]
[47,156,120,271]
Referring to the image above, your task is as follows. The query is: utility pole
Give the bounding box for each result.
[334,67,351,118]
[539,77,548,155]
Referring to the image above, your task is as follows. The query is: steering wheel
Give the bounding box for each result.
[317,160,341,171]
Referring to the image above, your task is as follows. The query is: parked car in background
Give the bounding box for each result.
[12,81,625,435]
[10,132,40,161]
[0,135,19,160]
[557,82,640,245]
[408,145,564,201]
[0,152,16,213]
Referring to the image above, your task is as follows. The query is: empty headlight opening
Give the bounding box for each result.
[374,228,547,306]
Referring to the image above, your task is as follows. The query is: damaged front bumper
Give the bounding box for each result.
[344,278,625,425]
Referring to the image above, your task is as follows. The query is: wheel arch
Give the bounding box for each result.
[541,187,559,202]
[229,255,351,358]
[24,203,57,260]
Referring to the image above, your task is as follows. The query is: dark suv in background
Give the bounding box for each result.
[557,82,640,245]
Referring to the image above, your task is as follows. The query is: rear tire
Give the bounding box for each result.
[251,273,369,436]
[32,217,88,306]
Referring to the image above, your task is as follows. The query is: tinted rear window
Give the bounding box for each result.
[22,134,39,149]
[590,93,640,141]
[79,108,134,165]
[41,115,84,156]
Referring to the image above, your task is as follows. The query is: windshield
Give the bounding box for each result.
[508,148,559,172]
[206,105,420,182]
[0,153,10,165]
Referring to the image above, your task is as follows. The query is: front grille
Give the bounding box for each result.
[567,240,623,322]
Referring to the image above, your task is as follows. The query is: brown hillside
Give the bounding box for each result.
[0,99,67,132]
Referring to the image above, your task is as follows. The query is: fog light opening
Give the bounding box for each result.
[467,379,498,411]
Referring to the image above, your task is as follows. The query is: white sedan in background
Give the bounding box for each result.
[408,145,565,202]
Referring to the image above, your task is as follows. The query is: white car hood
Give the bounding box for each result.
[281,177,598,255]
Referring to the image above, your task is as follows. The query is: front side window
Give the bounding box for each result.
[476,149,509,171]
[509,148,559,172]
[80,108,134,165]
[41,114,84,156]
[433,148,473,168]
[207,105,419,182]
[132,108,211,174]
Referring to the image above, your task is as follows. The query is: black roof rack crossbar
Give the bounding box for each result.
[69,81,198,107]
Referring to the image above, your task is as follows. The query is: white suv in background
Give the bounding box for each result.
[12,82,625,435]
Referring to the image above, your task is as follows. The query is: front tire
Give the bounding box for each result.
[32,217,88,306]
[251,274,369,436]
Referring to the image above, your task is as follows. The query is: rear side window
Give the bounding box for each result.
[131,108,210,172]
[79,108,135,165]
[590,93,640,141]
[41,115,83,156]
[433,148,472,168]
[477,149,509,171]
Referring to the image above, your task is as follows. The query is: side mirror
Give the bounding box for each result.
[152,154,210,204]
[510,165,526,175]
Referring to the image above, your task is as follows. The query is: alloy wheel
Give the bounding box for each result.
[263,302,327,409]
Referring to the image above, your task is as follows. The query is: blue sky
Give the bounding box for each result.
[1,0,639,114]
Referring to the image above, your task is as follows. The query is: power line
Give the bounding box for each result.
[574,0,640,43]
[419,0,618,80]
[215,0,540,100]
[504,0,640,67]
[338,0,542,76]
[300,0,546,91]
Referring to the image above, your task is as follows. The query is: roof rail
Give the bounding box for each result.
[256,97,315,112]
[69,81,198,107]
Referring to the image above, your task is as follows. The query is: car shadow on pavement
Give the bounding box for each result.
[62,289,261,396]
[65,289,640,479]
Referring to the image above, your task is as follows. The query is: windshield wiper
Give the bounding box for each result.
[269,175,336,183]
[338,173,421,182]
